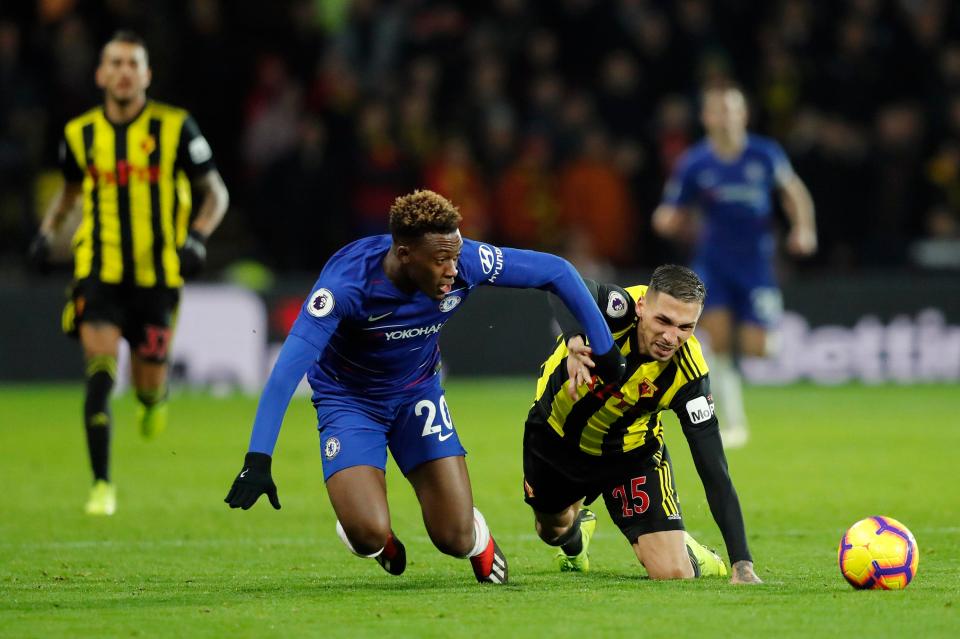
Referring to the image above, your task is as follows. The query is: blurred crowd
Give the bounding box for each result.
[2,0,960,275]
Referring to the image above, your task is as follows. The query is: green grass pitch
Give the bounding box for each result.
[1,380,958,638]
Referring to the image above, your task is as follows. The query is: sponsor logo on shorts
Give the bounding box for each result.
[307,288,335,318]
[439,295,461,312]
[685,395,715,424]
[606,291,628,318]
[324,437,341,460]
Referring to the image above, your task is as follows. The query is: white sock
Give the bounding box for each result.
[335,519,383,559]
[467,507,491,558]
[711,353,749,433]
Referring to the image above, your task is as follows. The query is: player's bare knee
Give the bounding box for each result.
[647,562,695,580]
[639,550,695,580]
[534,506,578,544]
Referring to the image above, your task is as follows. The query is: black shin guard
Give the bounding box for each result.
[84,355,116,482]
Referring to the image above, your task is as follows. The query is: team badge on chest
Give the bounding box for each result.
[439,295,461,312]
[639,378,658,398]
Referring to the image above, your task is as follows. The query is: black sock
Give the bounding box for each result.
[557,516,583,556]
[84,355,116,482]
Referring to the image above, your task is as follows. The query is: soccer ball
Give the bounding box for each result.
[838,516,919,590]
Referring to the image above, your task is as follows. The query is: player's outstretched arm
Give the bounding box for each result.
[730,560,762,584]
[224,332,320,510]
[673,378,756,576]
[483,248,625,383]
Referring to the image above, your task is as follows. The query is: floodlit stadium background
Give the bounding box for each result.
[1,1,958,383]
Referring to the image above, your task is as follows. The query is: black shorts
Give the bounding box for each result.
[63,279,181,363]
[523,419,684,542]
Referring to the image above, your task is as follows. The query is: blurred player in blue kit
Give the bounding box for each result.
[653,83,816,448]
[224,190,626,584]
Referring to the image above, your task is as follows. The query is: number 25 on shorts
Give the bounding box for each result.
[612,477,649,517]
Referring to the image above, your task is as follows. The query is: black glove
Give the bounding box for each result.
[592,344,627,386]
[178,229,207,278]
[27,233,51,273]
[224,452,281,510]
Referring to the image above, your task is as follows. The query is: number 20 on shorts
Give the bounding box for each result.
[416,396,455,441]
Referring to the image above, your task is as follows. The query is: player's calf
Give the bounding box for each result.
[83,354,115,504]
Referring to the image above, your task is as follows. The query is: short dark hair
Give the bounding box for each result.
[102,30,149,64]
[389,190,462,239]
[649,264,706,304]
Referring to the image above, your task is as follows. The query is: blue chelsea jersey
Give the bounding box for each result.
[246,233,616,454]
[290,235,519,396]
[662,134,795,261]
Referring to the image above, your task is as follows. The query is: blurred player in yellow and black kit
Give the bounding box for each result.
[28,31,229,515]
[523,265,762,583]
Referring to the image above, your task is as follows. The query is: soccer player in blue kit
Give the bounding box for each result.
[653,83,816,448]
[225,190,626,584]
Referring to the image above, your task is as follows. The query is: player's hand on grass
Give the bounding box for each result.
[27,232,51,273]
[224,452,281,510]
[730,560,762,584]
[177,229,208,278]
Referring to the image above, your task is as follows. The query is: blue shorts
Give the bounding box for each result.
[314,382,466,481]
[693,257,782,328]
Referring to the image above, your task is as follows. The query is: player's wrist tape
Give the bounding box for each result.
[244,451,272,471]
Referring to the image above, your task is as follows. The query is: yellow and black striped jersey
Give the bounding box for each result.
[60,100,216,288]
[529,278,752,564]
[532,283,717,457]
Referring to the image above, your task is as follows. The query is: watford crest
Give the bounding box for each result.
[639,378,657,398]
